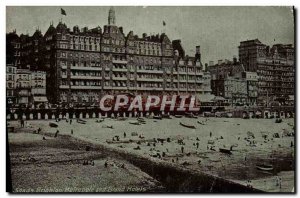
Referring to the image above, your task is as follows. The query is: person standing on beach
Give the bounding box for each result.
[210,131,212,137]
[54,130,59,138]
[275,176,280,186]
[279,177,282,189]
[181,146,184,153]
[70,119,72,125]
[124,132,126,138]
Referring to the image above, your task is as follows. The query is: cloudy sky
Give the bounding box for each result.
[6,6,294,64]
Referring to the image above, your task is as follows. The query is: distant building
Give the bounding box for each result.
[208,57,244,80]
[238,39,294,104]
[6,64,17,105]
[9,68,47,106]
[241,71,258,105]
[31,71,47,105]
[15,69,31,105]
[208,58,258,106]
[224,75,248,105]
[6,31,21,67]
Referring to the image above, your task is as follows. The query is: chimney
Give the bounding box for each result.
[119,27,123,34]
[195,45,201,62]
[73,26,79,33]
[233,56,237,64]
[82,27,88,32]
[196,46,200,55]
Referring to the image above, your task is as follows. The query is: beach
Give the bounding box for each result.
[7,117,295,192]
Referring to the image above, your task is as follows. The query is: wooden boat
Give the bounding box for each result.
[102,125,113,129]
[180,122,196,129]
[78,119,87,123]
[174,115,183,118]
[275,118,282,123]
[256,164,273,171]
[197,121,205,125]
[77,119,87,124]
[129,121,141,125]
[117,117,127,121]
[96,119,104,123]
[153,115,162,120]
[49,122,58,128]
[219,148,232,155]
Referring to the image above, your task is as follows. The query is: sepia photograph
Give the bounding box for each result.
[6,6,295,193]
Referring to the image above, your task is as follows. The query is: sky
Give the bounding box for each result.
[6,6,294,64]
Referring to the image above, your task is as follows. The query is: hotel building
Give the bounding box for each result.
[40,7,210,105]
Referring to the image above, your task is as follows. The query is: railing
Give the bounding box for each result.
[137,69,163,74]
[112,59,128,64]
[136,78,163,82]
[71,76,102,80]
[70,66,102,71]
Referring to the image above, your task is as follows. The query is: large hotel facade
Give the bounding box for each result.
[33,7,210,105]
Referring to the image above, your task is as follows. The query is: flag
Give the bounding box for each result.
[163,21,166,26]
[61,8,67,16]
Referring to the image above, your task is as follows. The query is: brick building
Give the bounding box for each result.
[238,39,294,104]
[29,7,209,105]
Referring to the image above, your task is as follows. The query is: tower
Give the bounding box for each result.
[108,7,116,25]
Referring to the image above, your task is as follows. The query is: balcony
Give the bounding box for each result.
[112,67,127,72]
[70,66,102,71]
[165,88,176,91]
[187,80,196,83]
[112,76,128,81]
[179,88,188,91]
[195,80,204,83]
[71,85,102,90]
[112,59,128,64]
[136,87,163,91]
[137,70,163,74]
[178,71,187,75]
[17,92,30,96]
[71,76,102,80]
[187,71,196,75]
[195,72,204,76]
[136,78,163,82]
[111,87,128,90]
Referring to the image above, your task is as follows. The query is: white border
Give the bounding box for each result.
[1,1,298,198]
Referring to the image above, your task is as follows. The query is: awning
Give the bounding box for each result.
[213,96,226,101]
[197,94,215,102]
[33,96,48,103]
